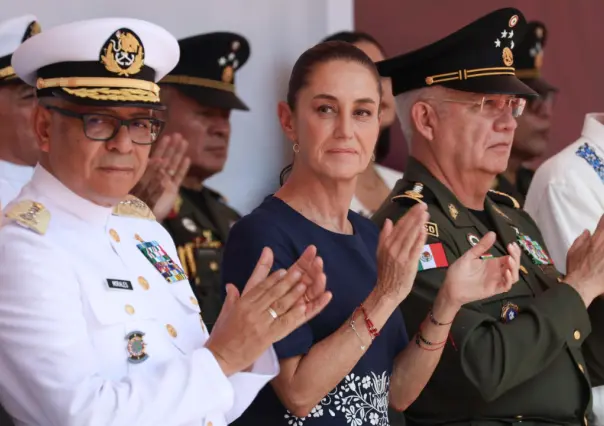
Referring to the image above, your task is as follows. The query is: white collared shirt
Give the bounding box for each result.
[0,165,278,426]
[0,159,34,208]
[525,113,604,274]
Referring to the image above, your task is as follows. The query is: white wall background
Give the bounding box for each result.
[5,0,354,214]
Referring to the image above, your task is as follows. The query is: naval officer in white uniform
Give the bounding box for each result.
[0,15,42,207]
[0,17,331,426]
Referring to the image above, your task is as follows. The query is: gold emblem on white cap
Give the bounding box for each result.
[22,21,41,41]
[100,28,144,77]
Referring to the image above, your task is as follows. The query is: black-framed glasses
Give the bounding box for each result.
[44,105,164,145]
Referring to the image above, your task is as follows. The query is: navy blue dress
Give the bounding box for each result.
[222,196,408,426]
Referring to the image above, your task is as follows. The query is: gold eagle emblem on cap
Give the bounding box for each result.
[22,21,41,42]
[100,28,145,77]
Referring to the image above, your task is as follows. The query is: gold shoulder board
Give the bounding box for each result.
[6,200,50,235]
[488,190,520,209]
[113,195,156,220]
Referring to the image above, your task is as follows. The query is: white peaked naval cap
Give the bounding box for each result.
[12,17,180,108]
[0,14,40,83]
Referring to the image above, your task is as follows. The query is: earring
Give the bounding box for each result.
[293,143,300,153]
[371,153,376,162]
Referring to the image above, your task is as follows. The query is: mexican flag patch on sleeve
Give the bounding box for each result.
[418,243,449,271]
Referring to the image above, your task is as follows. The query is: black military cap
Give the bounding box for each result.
[514,21,557,95]
[377,8,537,97]
[161,32,250,111]
[0,15,40,86]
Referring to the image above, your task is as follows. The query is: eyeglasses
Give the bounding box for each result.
[426,96,527,118]
[43,105,164,145]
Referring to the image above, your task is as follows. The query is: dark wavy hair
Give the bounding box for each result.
[279,40,382,185]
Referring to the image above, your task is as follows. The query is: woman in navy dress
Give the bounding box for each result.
[221,41,520,426]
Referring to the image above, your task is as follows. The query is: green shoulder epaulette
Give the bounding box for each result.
[113,195,156,220]
[488,189,520,209]
[6,200,50,235]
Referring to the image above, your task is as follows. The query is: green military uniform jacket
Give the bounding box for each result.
[492,166,535,208]
[162,186,240,331]
[373,158,592,426]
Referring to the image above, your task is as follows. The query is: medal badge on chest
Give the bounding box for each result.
[137,240,187,283]
[500,302,519,323]
[511,227,552,265]
[126,331,148,363]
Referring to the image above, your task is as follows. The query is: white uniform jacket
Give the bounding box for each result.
[0,165,278,426]
[525,113,604,274]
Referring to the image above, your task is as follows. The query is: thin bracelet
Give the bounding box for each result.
[360,303,380,339]
[415,334,446,351]
[349,317,367,351]
[429,308,453,326]
[417,329,447,346]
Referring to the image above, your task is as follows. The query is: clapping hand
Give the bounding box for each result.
[207,247,332,376]
[132,133,190,221]
[439,232,521,308]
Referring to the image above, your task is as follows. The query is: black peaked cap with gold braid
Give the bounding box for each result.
[377,8,538,97]
[0,15,41,86]
[513,21,557,95]
[11,18,179,109]
[162,32,250,111]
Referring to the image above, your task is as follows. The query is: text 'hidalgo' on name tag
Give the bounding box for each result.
[106,279,134,291]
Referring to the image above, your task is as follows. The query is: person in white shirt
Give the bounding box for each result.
[525,112,604,425]
[0,15,41,207]
[0,17,330,426]
[525,113,604,273]
[322,31,403,217]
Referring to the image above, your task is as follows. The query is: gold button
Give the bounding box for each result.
[109,229,120,243]
[190,296,199,306]
[579,363,585,373]
[519,265,528,275]
[574,330,582,340]
[166,324,177,338]
[138,276,149,290]
[209,261,219,272]
[134,233,144,242]
[125,304,135,315]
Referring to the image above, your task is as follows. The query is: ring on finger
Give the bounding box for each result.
[267,307,278,320]
[303,293,310,303]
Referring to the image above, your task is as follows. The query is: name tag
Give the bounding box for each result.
[107,279,133,291]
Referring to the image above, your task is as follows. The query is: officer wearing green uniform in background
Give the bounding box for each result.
[374,8,604,426]
[134,32,250,332]
[491,21,558,206]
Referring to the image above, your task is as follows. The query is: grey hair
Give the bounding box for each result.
[394,86,441,149]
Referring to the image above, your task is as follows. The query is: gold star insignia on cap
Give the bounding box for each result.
[100,28,145,77]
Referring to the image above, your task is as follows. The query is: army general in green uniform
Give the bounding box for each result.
[373,8,604,426]
[157,33,250,331]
